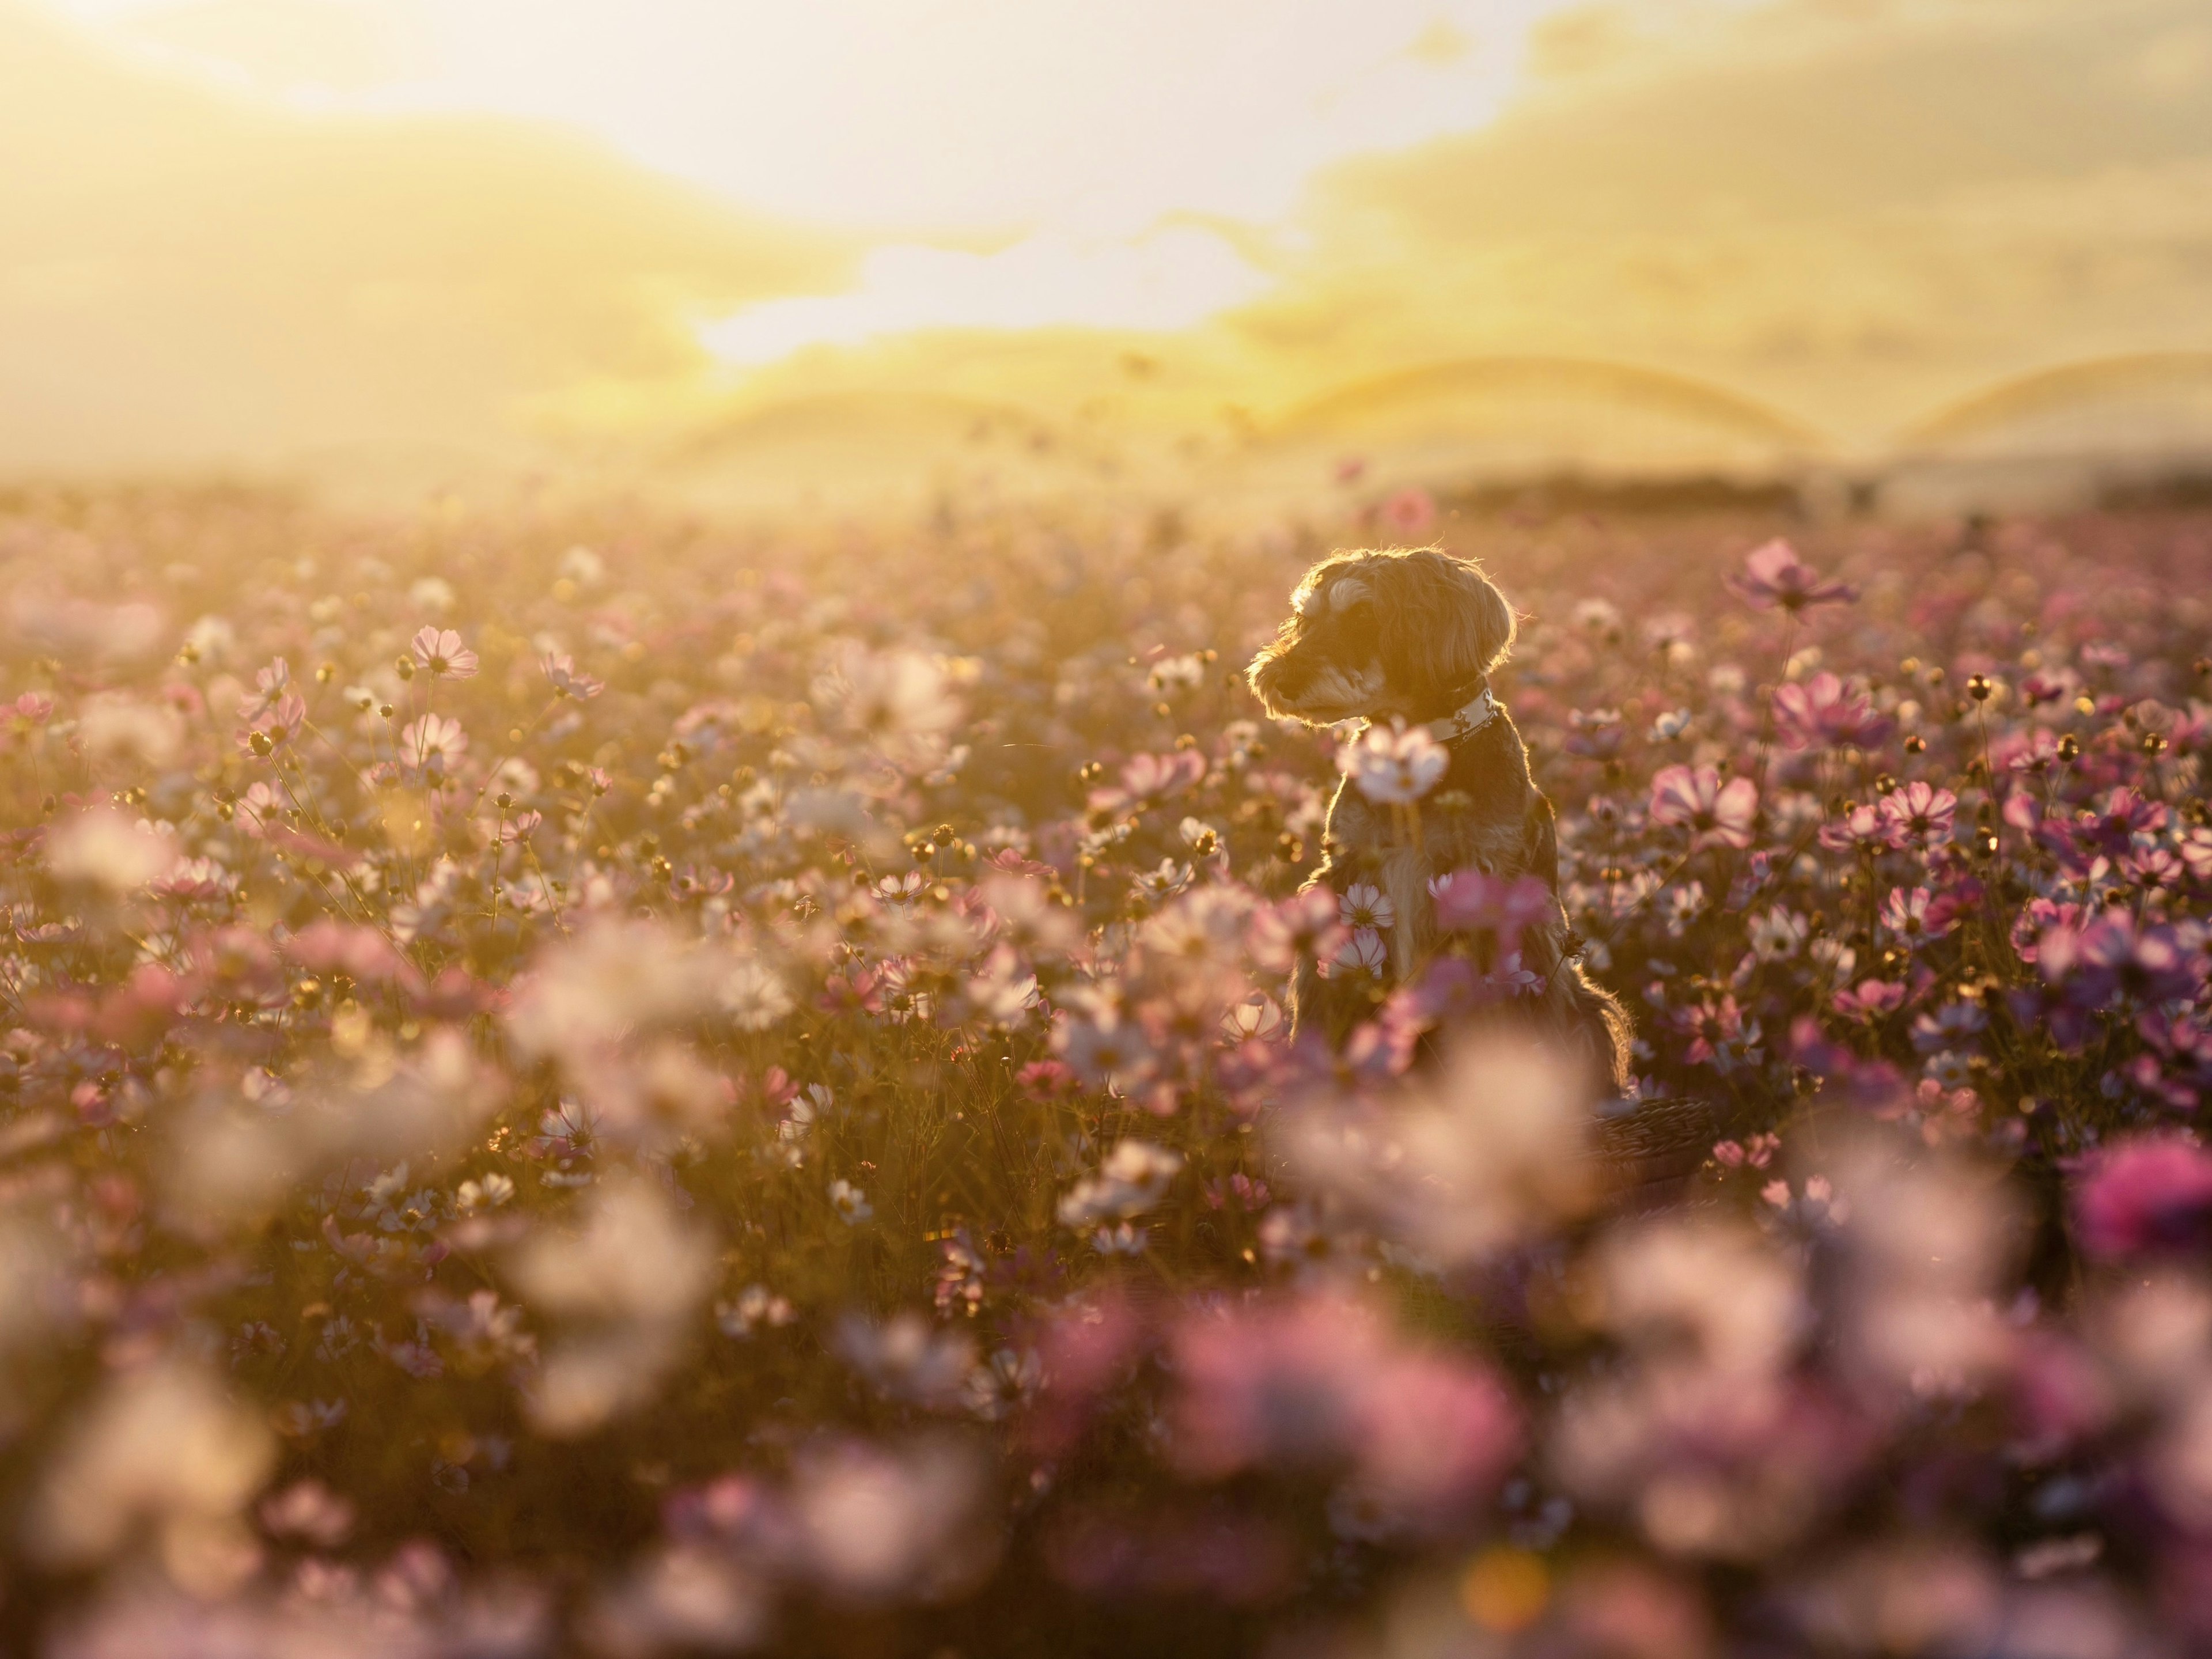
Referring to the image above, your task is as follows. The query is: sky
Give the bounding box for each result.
[6,0,2211,490]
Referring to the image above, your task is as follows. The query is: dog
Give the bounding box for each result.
[1247,545,1633,1092]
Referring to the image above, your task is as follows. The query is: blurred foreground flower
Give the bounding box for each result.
[46,806,180,892]
[1172,1291,1517,1530]
[29,1361,272,1585]
[2073,1135,2212,1259]
[506,1176,714,1436]
[1340,720,1446,804]
[1273,1035,1595,1266]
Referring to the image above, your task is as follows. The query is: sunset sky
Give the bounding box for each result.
[5,0,2209,489]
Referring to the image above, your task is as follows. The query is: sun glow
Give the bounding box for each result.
[39,0,1581,361]
[695,228,1274,367]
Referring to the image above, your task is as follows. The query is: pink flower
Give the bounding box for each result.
[1672,993,1755,1067]
[237,657,292,719]
[1429,871,1553,948]
[1647,764,1758,850]
[1088,750,1206,815]
[1831,979,1907,1023]
[1725,539,1857,612]
[1052,1017,1157,1091]
[401,713,468,775]
[1171,1293,1516,1521]
[1772,672,1892,750]
[1246,888,1347,974]
[3,691,54,748]
[1878,886,1951,944]
[410,626,479,679]
[2072,1135,2212,1257]
[1818,802,1886,854]
[1876,781,1957,849]
[238,690,306,753]
[1378,487,1436,537]
[542,652,604,699]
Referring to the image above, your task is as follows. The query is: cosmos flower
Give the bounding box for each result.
[401,713,468,775]
[2073,1138,2212,1275]
[542,652,604,699]
[1339,882,1396,933]
[1774,672,1892,750]
[411,626,480,679]
[828,1180,873,1226]
[1877,781,1958,850]
[1339,721,1447,803]
[1726,539,1857,612]
[1247,887,1348,973]
[1647,764,1758,850]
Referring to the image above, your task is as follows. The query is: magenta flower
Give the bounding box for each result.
[1725,539,1857,612]
[1773,672,1891,750]
[410,626,479,679]
[1831,979,1907,1023]
[1876,781,1958,850]
[1647,764,1758,850]
[1429,870,1554,949]
[2072,1135,2212,1257]
[2037,914,2199,1007]
[1817,801,1886,853]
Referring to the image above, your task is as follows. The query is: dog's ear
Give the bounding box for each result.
[1378,550,1516,701]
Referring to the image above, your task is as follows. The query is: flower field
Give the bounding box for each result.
[3,483,2212,1655]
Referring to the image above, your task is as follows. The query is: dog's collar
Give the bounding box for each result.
[1422,687,1501,746]
[1347,688,1501,745]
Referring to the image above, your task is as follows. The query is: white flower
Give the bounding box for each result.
[456,1173,516,1214]
[46,807,181,892]
[1090,1222,1149,1255]
[1332,927,1389,976]
[716,1284,795,1338]
[1340,721,1447,804]
[718,960,794,1031]
[829,1180,873,1226]
[408,575,455,615]
[29,1361,274,1567]
[1057,1140,1183,1228]
[1131,858,1193,903]
[1748,907,1808,961]
[1339,883,1396,932]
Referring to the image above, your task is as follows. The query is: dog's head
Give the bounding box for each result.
[1245,547,1517,725]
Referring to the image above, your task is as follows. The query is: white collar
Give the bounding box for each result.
[1350,687,1500,745]
[1422,686,1500,745]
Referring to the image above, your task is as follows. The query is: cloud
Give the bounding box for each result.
[0,2,849,473]
[698,229,1272,366]
[1241,0,2212,442]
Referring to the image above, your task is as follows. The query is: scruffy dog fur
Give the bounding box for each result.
[1248,546,1633,1092]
